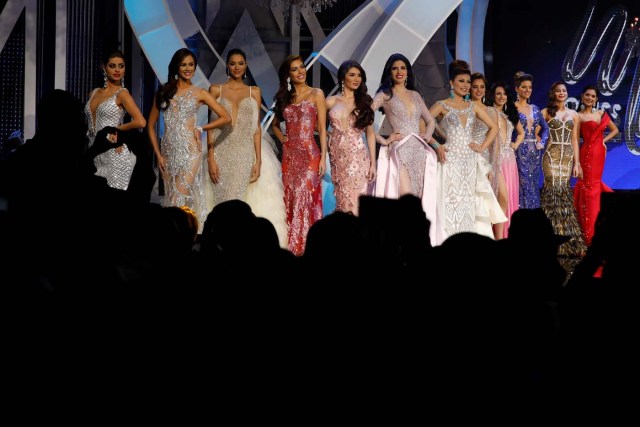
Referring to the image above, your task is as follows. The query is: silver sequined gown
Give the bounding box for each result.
[85,87,136,190]
[210,86,258,205]
[436,101,506,240]
[371,91,433,197]
[161,88,207,231]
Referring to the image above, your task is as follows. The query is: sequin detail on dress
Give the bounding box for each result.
[540,118,586,256]
[282,100,322,255]
[84,88,136,190]
[210,87,258,204]
[161,88,208,232]
[515,104,548,209]
[328,108,370,215]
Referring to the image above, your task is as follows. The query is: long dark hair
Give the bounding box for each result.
[376,53,419,113]
[156,48,197,110]
[545,80,567,118]
[337,60,374,130]
[579,84,599,111]
[490,81,519,126]
[273,54,304,121]
[513,71,533,103]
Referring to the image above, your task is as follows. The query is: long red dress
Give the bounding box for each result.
[573,112,614,246]
[282,100,323,256]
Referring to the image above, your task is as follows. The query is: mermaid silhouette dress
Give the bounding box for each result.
[540,117,587,256]
[515,104,548,209]
[573,112,613,246]
[161,88,208,232]
[282,100,323,255]
[85,87,136,190]
[328,108,371,215]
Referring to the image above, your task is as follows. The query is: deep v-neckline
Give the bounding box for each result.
[442,100,471,129]
[394,90,416,119]
[219,95,253,126]
[89,89,119,131]
[519,104,534,133]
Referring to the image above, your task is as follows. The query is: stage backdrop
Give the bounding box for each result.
[486,0,640,189]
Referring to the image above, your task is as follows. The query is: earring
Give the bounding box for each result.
[449,89,454,99]
[103,70,108,88]
[482,95,485,104]
[516,93,520,102]
[174,74,178,80]
[340,81,344,96]
[287,77,292,91]
[121,78,125,88]
[504,104,508,113]
[464,93,470,101]
[244,71,247,79]
[404,79,407,87]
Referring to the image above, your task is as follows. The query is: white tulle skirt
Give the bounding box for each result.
[245,132,288,248]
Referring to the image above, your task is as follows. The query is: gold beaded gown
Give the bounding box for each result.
[540,117,587,256]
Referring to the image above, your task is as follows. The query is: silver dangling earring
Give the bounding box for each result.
[482,95,485,104]
[404,79,407,87]
[121,78,125,88]
[174,74,178,80]
[287,77,292,91]
[103,69,108,88]
[504,103,508,113]
[516,93,520,102]
[244,71,247,80]
[340,81,344,96]
[449,89,454,99]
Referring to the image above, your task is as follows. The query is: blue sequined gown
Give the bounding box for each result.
[515,104,548,208]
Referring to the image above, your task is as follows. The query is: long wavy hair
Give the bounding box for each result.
[376,53,419,113]
[156,48,197,110]
[273,54,304,121]
[490,81,519,126]
[337,60,374,130]
[545,80,567,118]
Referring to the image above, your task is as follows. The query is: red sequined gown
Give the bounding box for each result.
[282,100,323,255]
[573,112,613,246]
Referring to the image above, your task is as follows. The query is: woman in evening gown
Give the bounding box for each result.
[371,53,440,243]
[573,85,619,246]
[206,48,287,247]
[85,50,146,190]
[147,48,231,232]
[490,82,524,238]
[513,71,549,209]
[325,59,376,215]
[540,81,587,257]
[272,54,328,256]
[429,60,506,243]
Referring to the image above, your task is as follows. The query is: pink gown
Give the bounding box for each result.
[282,100,323,256]
[328,108,371,215]
[573,112,613,246]
[496,111,519,237]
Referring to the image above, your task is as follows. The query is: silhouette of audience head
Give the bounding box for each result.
[508,208,569,253]
[199,199,256,255]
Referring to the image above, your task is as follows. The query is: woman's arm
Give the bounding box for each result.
[572,111,582,179]
[250,86,262,183]
[417,94,436,145]
[602,112,619,144]
[314,88,328,176]
[206,85,222,184]
[471,103,498,152]
[199,88,231,131]
[117,89,146,131]
[365,124,377,181]
[536,107,550,148]
[428,101,447,163]
[511,121,525,150]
